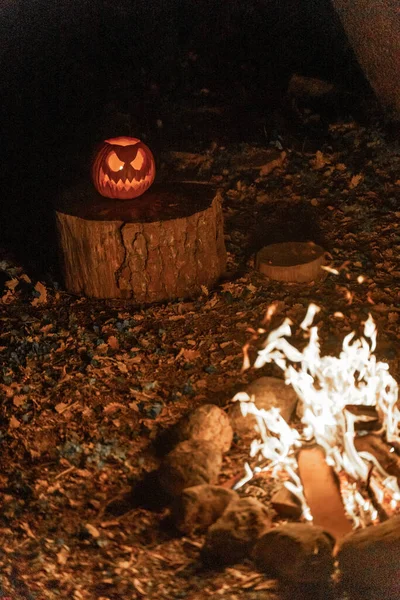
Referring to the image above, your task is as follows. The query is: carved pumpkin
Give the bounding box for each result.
[91,136,156,199]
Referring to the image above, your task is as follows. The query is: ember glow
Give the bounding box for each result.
[234,304,400,528]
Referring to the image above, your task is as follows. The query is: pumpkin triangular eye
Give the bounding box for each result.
[107,152,125,172]
[130,148,145,171]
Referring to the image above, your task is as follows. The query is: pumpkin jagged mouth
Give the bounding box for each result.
[99,169,152,189]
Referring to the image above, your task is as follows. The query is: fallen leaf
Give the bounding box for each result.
[107,335,119,350]
[254,579,279,591]
[118,560,133,569]
[31,281,47,306]
[195,379,207,388]
[130,355,142,364]
[310,150,328,170]
[133,578,147,596]
[117,361,128,373]
[220,341,231,349]
[204,295,219,309]
[259,151,286,176]
[96,343,108,354]
[75,469,92,478]
[85,523,100,538]
[103,402,124,414]
[5,278,19,290]
[9,416,20,429]
[100,520,120,528]
[57,546,70,565]
[175,348,201,361]
[13,395,26,407]
[20,521,36,539]
[1,290,15,304]
[256,192,271,204]
[349,173,363,189]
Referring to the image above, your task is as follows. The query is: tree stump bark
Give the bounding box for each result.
[56,182,226,302]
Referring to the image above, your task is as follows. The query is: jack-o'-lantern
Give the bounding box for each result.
[91,136,156,200]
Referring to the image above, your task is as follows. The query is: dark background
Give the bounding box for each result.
[0,0,369,275]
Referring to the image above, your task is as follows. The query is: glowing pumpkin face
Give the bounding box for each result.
[91,136,156,199]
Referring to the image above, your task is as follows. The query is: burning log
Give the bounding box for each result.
[354,434,400,481]
[344,404,381,433]
[234,303,400,530]
[297,446,353,541]
[352,433,400,520]
[337,515,400,598]
[270,485,302,519]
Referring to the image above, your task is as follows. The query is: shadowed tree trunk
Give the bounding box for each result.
[332,0,400,114]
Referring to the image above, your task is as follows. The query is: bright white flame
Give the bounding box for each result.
[300,303,320,330]
[235,306,400,528]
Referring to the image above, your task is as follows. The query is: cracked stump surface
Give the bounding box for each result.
[56,182,226,301]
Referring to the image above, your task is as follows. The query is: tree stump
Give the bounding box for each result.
[56,182,226,302]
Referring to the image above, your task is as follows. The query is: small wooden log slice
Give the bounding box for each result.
[55,182,226,301]
[256,241,325,283]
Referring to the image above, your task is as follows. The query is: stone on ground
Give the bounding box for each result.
[171,484,238,534]
[202,497,272,566]
[159,439,223,498]
[228,376,298,438]
[252,523,335,583]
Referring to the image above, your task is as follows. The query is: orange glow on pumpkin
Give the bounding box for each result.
[91,136,156,200]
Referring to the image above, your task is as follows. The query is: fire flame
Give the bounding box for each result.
[234,303,400,528]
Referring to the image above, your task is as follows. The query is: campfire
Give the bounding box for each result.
[234,303,400,537]
[124,299,400,591]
